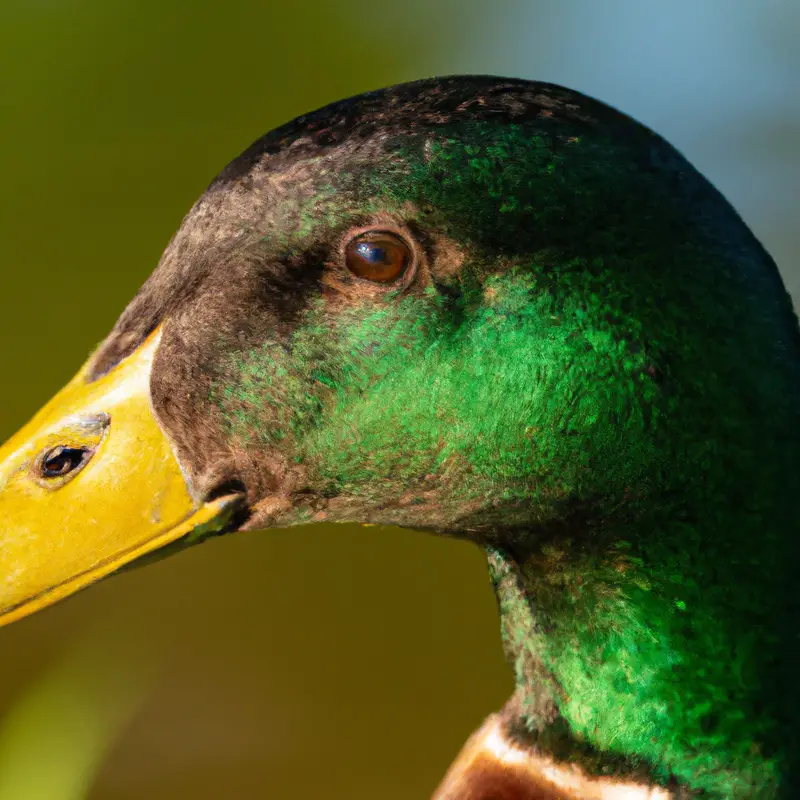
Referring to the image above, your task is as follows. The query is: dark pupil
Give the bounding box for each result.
[42,446,86,477]
[355,242,388,264]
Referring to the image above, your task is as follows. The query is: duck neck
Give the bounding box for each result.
[482,514,798,798]
[485,545,677,793]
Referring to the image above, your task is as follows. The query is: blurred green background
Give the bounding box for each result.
[0,1,797,798]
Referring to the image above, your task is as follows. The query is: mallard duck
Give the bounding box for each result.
[0,75,798,799]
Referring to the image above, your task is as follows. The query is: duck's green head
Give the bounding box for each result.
[1,76,798,795]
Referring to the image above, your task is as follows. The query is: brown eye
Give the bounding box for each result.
[345,232,411,283]
[40,446,91,478]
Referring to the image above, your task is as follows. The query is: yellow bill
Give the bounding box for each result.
[0,329,243,627]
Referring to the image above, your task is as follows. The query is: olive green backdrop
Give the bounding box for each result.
[0,1,797,798]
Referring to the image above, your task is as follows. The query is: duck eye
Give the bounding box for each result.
[39,446,91,479]
[344,232,411,283]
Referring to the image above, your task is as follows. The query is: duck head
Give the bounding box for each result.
[1,76,799,796]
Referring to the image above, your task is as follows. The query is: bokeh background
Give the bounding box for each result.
[0,1,797,798]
